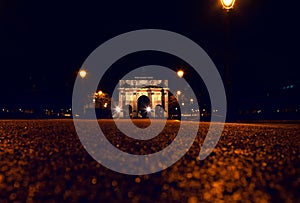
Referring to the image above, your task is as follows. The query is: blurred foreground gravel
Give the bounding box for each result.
[0,119,299,203]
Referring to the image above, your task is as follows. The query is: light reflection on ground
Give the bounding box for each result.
[0,119,299,202]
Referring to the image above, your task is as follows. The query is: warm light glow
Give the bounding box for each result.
[97,91,103,95]
[79,70,87,78]
[116,106,121,113]
[177,70,184,78]
[177,90,181,95]
[221,0,235,10]
[146,106,151,112]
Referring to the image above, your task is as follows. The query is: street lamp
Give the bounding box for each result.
[221,0,235,120]
[220,0,235,87]
[177,70,184,78]
[78,69,88,116]
[176,90,182,112]
[221,0,235,11]
[79,70,87,79]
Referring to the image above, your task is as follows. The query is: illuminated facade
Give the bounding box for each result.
[118,77,168,118]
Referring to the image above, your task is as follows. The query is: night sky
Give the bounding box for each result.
[0,0,299,109]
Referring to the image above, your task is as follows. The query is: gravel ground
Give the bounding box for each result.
[0,119,299,203]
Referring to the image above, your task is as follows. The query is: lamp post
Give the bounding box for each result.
[220,0,235,86]
[78,69,87,116]
[221,0,235,120]
[176,70,184,118]
[176,90,181,116]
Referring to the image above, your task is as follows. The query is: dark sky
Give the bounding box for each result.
[0,0,299,108]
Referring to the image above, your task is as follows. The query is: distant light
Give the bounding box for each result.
[98,90,103,95]
[146,106,151,112]
[221,0,235,10]
[182,103,185,106]
[79,70,87,79]
[104,103,108,108]
[257,110,262,114]
[177,90,181,95]
[190,98,194,102]
[276,109,280,113]
[177,70,184,78]
[116,106,121,113]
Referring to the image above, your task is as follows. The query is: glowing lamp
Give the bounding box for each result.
[221,0,235,10]
[79,70,87,78]
[177,70,184,78]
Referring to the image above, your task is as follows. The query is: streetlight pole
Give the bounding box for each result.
[176,90,181,117]
[220,0,235,120]
[176,70,184,118]
[78,69,87,116]
[220,0,235,86]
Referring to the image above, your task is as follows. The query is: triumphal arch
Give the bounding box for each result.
[118,77,168,118]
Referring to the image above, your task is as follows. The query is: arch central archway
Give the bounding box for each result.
[137,95,150,118]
